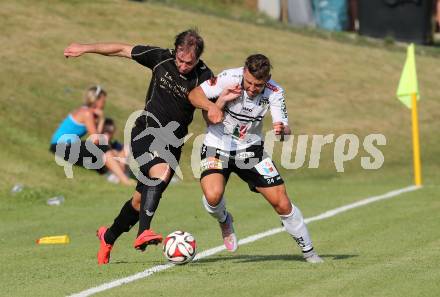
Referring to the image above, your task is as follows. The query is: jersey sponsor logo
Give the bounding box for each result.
[208,77,218,86]
[242,106,253,113]
[265,82,279,92]
[159,71,189,97]
[200,157,223,171]
[255,158,279,177]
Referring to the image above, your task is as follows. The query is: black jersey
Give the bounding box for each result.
[131,45,213,138]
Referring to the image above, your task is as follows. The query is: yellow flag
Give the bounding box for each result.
[396,44,419,108]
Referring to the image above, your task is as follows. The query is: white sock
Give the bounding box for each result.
[202,195,228,223]
[280,204,313,253]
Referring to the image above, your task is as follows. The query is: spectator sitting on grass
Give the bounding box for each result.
[49,85,133,186]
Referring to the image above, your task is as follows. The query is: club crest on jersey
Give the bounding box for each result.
[259,97,269,106]
[232,124,248,140]
[255,158,279,177]
[200,157,223,171]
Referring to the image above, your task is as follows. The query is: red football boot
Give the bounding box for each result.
[133,229,163,251]
[96,226,113,265]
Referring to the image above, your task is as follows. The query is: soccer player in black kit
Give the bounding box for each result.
[64,30,222,264]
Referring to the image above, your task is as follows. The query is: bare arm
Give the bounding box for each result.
[192,84,242,125]
[188,87,217,111]
[188,87,223,124]
[202,110,210,125]
[64,43,134,59]
[81,110,101,143]
[94,110,105,134]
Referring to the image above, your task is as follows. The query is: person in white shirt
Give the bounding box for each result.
[188,54,323,263]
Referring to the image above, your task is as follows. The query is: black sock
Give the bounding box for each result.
[105,199,139,244]
[138,179,167,236]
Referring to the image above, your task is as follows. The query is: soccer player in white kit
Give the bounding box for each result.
[189,54,323,263]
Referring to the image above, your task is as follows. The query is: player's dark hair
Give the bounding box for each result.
[244,54,272,81]
[102,118,115,134]
[174,29,204,59]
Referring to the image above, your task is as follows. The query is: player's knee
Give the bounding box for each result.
[276,198,292,215]
[203,187,224,206]
[273,188,291,215]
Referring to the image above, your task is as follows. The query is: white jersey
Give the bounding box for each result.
[200,67,288,151]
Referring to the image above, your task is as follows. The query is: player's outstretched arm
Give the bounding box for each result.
[64,43,134,59]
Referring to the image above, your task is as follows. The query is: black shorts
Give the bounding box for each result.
[49,141,110,174]
[130,123,182,193]
[200,144,284,192]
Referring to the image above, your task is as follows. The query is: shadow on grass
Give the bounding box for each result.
[196,253,358,264]
[108,254,358,265]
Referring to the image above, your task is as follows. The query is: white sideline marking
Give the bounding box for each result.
[69,185,421,297]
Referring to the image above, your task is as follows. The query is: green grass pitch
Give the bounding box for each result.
[0,1,439,296]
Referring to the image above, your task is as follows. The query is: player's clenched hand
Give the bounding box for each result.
[64,43,87,58]
[272,122,285,135]
[273,122,293,135]
[207,104,224,124]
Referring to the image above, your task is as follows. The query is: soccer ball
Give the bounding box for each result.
[163,231,196,265]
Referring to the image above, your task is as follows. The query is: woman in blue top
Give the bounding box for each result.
[50,86,133,185]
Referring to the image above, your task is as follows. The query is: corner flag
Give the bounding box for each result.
[397,43,419,108]
[396,43,422,186]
